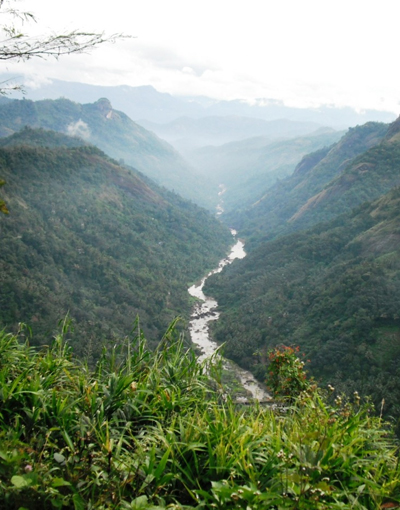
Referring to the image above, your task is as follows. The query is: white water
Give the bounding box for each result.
[188,230,270,402]
[216,184,227,216]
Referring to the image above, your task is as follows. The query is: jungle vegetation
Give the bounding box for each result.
[0,127,232,356]
[0,323,399,509]
[206,174,400,418]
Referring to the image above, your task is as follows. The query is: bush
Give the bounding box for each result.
[266,345,311,400]
[0,326,399,509]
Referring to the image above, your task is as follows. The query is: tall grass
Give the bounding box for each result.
[0,322,399,509]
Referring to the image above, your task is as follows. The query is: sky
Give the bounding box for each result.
[3,0,400,114]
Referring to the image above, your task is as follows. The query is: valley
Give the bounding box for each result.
[188,230,270,402]
[1,92,400,410]
[2,0,400,505]
[1,84,400,509]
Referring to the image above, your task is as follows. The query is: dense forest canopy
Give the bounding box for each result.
[205,117,400,417]
[0,127,232,357]
[228,121,390,248]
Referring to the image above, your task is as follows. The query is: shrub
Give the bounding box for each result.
[0,326,399,509]
[266,345,311,400]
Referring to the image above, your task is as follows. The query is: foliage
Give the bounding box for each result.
[0,178,7,213]
[266,345,311,400]
[0,323,399,509]
[0,130,232,354]
[0,1,125,65]
[206,185,400,416]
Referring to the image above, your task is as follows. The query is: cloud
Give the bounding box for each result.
[132,42,218,76]
[22,75,53,90]
[66,119,91,140]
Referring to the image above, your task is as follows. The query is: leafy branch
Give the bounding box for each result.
[0,0,129,63]
[0,30,126,61]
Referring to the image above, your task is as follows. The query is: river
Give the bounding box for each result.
[188,230,270,402]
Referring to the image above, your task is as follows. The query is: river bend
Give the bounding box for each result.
[188,231,270,402]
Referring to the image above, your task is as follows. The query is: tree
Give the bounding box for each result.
[0,0,125,64]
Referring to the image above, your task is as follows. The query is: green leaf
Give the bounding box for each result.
[61,429,75,452]
[357,484,366,494]
[129,495,149,509]
[72,493,85,510]
[154,447,171,479]
[51,477,71,487]
[54,452,66,464]
[11,475,30,488]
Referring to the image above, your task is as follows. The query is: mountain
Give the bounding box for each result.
[138,116,324,152]
[230,121,390,246]
[201,117,400,416]
[205,185,400,416]
[6,76,396,127]
[10,81,205,123]
[0,128,232,356]
[287,130,400,228]
[187,129,344,212]
[0,97,217,209]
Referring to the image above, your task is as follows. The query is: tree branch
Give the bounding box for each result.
[0,31,127,61]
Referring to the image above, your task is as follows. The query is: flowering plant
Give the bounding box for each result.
[266,345,311,400]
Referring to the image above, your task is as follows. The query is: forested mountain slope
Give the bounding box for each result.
[0,128,232,356]
[229,121,389,246]
[0,98,217,208]
[205,186,400,415]
[188,129,343,212]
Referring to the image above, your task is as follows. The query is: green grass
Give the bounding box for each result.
[0,321,399,509]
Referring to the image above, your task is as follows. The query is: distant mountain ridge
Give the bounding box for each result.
[3,76,396,127]
[230,121,391,245]
[188,129,344,212]
[0,97,217,208]
[138,116,325,152]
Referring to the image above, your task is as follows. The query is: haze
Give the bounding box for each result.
[5,0,400,114]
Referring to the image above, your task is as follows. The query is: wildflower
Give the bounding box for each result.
[24,464,33,472]
[277,449,285,458]
[334,396,342,406]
